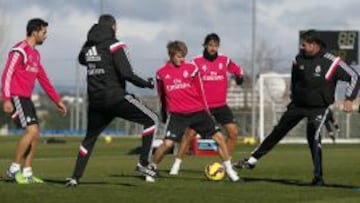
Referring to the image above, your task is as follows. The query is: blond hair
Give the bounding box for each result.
[167,40,188,57]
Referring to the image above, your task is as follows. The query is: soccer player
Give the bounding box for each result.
[233,30,360,186]
[1,18,67,184]
[169,33,244,175]
[65,14,158,187]
[152,40,240,182]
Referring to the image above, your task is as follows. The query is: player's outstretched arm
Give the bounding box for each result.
[112,46,153,88]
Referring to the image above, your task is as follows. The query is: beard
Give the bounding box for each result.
[203,49,218,61]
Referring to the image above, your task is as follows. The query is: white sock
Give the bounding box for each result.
[22,167,33,178]
[173,158,182,168]
[223,160,232,170]
[9,162,21,173]
[248,156,258,165]
[151,163,157,169]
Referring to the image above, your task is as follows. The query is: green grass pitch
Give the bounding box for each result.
[0,136,359,203]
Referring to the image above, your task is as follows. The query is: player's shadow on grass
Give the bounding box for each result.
[109,170,204,181]
[243,177,357,189]
[43,178,136,187]
[172,169,203,175]
[109,174,144,180]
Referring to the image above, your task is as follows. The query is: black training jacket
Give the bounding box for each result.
[78,24,151,107]
[291,48,360,107]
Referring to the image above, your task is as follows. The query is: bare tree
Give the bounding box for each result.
[243,39,283,72]
[240,39,283,88]
[254,39,282,73]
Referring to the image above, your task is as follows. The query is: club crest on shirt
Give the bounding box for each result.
[201,65,207,71]
[218,63,223,70]
[183,70,189,78]
[165,74,171,79]
[314,65,321,77]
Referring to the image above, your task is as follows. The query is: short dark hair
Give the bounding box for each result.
[98,14,116,28]
[203,33,220,46]
[26,18,48,37]
[301,29,327,48]
[167,40,188,57]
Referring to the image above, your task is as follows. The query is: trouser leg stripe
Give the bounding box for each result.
[13,96,26,128]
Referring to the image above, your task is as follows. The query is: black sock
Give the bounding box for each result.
[140,135,154,166]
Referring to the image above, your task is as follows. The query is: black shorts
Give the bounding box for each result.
[165,110,220,142]
[210,105,236,125]
[11,97,38,128]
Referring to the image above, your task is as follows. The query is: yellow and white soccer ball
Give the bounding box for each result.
[244,137,257,145]
[104,136,112,144]
[204,162,225,181]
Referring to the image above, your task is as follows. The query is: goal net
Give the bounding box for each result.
[258,72,360,144]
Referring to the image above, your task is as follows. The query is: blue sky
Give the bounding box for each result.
[1,0,360,91]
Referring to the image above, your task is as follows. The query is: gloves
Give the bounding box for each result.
[147,78,154,89]
[235,76,244,85]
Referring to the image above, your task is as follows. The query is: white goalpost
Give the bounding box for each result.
[258,72,360,144]
[258,73,290,142]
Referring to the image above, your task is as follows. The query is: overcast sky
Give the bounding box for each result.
[1,0,360,92]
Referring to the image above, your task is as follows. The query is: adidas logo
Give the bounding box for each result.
[85,46,101,62]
